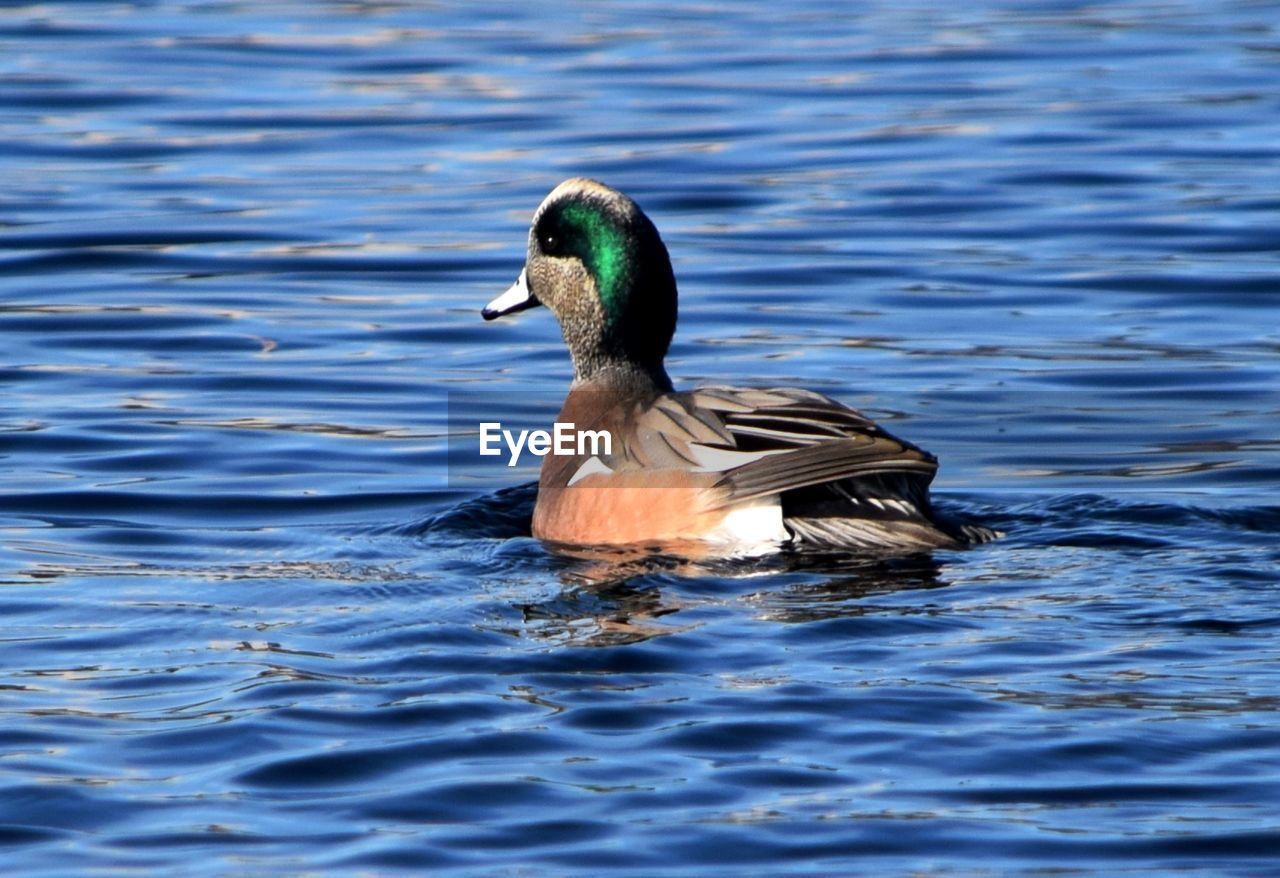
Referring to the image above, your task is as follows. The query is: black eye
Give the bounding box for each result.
[540,233,559,254]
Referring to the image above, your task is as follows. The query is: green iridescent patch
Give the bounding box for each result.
[560,202,627,322]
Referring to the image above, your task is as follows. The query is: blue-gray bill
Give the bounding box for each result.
[482,268,540,320]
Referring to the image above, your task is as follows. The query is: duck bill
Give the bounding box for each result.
[482,268,541,320]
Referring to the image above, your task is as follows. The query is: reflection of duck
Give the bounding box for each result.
[748,553,953,624]
[484,178,996,553]
[520,550,954,647]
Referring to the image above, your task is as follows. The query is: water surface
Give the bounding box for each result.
[2,1,1279,875]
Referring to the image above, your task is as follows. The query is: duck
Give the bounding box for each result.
[483,178,995,552]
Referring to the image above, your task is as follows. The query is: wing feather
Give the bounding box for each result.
[616,385,937,505]
[711,437,936,507]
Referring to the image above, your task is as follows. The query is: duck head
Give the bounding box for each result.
[484,178,677,391]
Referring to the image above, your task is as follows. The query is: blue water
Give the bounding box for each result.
[3,1,1280,874]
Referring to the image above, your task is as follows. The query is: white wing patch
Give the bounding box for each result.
[566,455,614,487]
[685,442,787,474]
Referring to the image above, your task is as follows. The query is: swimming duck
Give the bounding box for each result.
[483,178,994,552]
